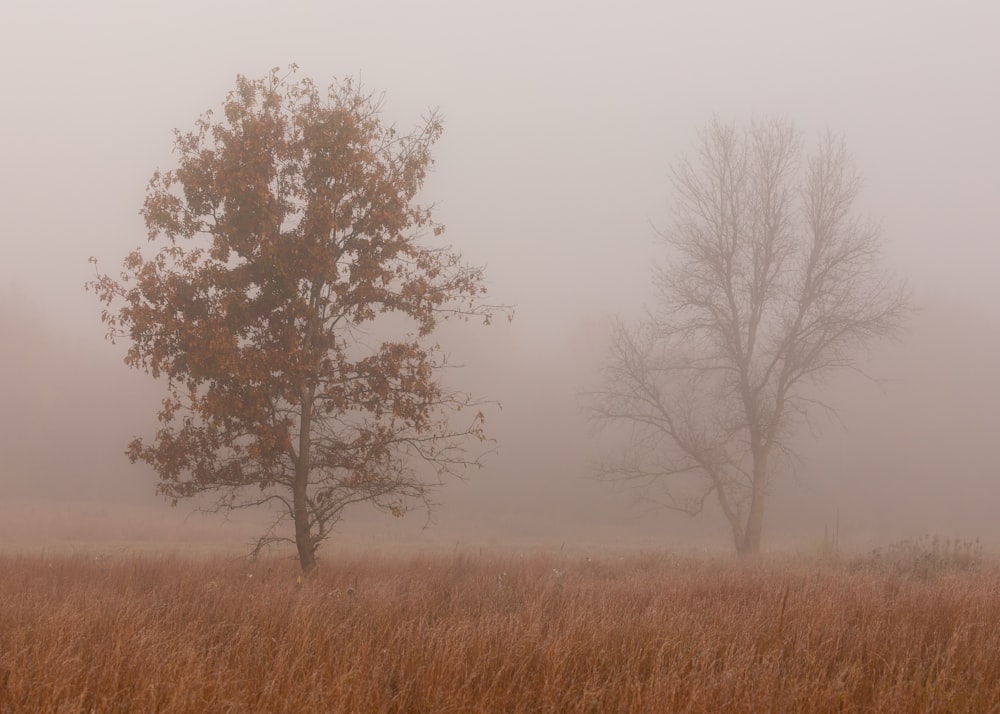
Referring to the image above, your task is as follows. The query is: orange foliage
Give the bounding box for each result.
[88,67,508,571]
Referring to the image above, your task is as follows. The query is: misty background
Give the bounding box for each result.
[1,1,998,553]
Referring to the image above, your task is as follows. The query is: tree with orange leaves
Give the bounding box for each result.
[90,66,507,573]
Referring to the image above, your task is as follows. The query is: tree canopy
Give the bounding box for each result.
[588,117,910,556]
[90,66,507,572]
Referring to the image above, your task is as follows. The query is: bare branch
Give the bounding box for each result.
[585,117,910,557]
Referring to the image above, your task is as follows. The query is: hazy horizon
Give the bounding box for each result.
[2,1,998,556]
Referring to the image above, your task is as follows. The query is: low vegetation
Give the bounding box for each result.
[858,533,984,579]
[1,549,998,712]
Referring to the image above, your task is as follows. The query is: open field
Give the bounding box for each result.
[1,549,998,713]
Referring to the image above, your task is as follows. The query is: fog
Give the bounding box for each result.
[1,1,998,554]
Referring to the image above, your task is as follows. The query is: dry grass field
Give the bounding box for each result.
[0,545,998,713]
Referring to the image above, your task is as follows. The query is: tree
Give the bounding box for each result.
[587,117,909,557]
[89,67,507,573]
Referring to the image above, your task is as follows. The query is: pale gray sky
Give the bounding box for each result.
[1,0,999,550]
[3,1,998,342]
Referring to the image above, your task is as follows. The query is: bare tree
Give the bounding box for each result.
[587,117,910,556]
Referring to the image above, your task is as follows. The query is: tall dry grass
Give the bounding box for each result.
[0,549,998,712]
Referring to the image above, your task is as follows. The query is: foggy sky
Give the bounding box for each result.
[1,1,999,552]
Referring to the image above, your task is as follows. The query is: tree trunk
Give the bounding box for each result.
[739,447,769,557]
[742,489,766,557]
[733,528,752,558]
[293,478,316,574]
[714,477,750,557]
[294,387,317,575]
